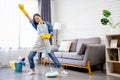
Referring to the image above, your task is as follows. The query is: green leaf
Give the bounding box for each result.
[103,10,111,17]
[101,18,109,25]
[110,51,118,57]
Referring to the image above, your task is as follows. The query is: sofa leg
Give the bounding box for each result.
[87,61,92,75]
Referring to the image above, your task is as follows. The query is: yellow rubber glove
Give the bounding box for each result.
[18,4,28,15]
[40,34,51,39]
[45,34,51,39]
[41,34,46,39]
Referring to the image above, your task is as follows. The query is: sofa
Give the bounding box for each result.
[43,37,105,75]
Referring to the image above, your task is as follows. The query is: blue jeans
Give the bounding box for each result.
[28,51,61,69]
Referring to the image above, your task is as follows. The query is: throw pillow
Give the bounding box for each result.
[76,37,100,55]
[58,41,72,52]
[77,43,95,55]
[78,43,87,55]
[69,39,78,52]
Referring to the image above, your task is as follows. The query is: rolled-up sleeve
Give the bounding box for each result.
[30,20,37,30]
[45,21,54,36]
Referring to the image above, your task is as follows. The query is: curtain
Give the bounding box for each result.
[38,0,51,23]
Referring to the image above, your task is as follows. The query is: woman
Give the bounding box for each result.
[18,4,68,75]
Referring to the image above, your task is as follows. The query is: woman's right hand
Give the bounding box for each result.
[18,4,28,15]
[18,4,24,10]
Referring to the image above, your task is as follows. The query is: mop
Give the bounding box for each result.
[43,39,59,77]
[39,25,59,77]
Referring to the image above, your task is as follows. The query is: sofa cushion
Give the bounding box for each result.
[76,37,101,55]
[58,41,72,52]
[54,52,63,58]
[69,39,78,52]
[62,52,84,60]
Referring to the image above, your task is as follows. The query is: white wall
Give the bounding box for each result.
[53,0,120,44]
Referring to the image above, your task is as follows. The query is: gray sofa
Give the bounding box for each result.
[43,37,105,75]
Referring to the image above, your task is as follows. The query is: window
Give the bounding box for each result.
[0,0,38,47]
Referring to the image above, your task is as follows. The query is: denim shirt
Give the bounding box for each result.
[30,20,54,35]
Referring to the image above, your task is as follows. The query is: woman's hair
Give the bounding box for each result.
[33,13,42,21]
[33,13,43,24]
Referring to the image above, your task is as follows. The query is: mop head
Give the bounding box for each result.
[45,70,59,77]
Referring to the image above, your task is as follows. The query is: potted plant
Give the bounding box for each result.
[101,9,120,29]
[110,51,118,61]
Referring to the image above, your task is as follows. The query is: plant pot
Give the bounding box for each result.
[113,56,118,61]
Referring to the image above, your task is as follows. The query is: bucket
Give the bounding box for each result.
[15,62,22,72]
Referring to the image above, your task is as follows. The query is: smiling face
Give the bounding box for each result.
[33,14,43,24]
